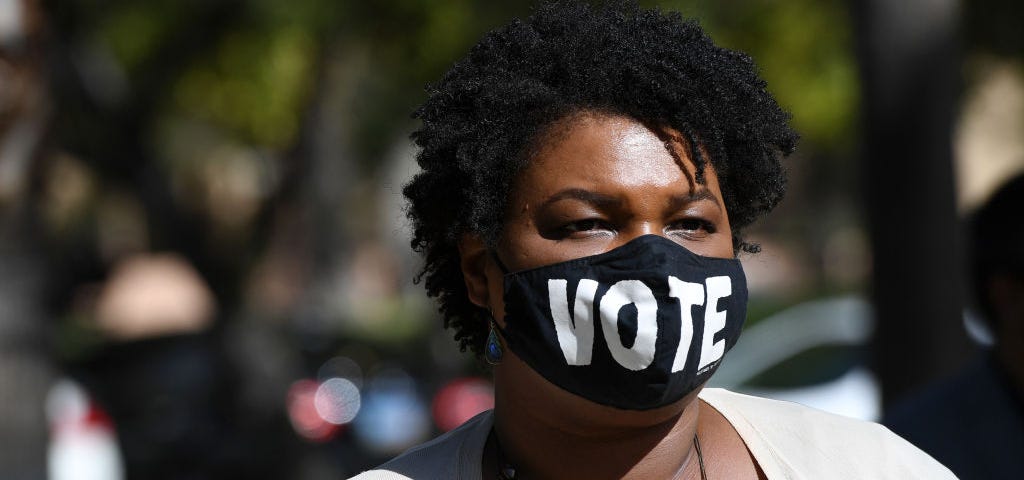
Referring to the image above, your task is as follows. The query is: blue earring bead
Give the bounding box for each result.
[485,322,503,365]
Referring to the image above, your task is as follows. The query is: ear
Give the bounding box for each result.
[458,233,492,309]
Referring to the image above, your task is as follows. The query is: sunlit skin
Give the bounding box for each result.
[459,113,766,479]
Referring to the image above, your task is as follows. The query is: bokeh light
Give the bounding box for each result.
[352,369,430,455]
[314,377,361,425]
[431,377,495,432]
[286,379,338,443]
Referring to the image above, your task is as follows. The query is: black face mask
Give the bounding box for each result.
[494,234,748,410]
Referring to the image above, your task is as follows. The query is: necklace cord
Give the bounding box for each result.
[693,433,708,480]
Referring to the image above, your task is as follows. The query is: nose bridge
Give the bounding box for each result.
[636,221,658,236]
[614,187,673,247]
[619,215,665,246]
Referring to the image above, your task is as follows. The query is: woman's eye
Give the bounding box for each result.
[561,219,613,237]
[668,218,716,237]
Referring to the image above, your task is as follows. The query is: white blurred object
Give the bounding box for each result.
[713,295,873,387]
[0,0,23,46]
[742,367,882,421]
[963,308,995,347]
[46,379,124,480]
[315,377,361,425]
[710,296,881,421]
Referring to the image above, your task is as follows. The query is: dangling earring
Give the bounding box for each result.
[485,319,504,365]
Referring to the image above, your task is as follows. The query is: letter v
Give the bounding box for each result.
[547,279,598,365]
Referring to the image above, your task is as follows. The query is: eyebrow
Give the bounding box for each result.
[540,188,623,209]
[540,187,722,211]
[666,188,722,210]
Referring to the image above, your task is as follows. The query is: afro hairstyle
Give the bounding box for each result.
[404,0,799,355]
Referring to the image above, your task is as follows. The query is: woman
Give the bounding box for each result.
[355,2,956,479]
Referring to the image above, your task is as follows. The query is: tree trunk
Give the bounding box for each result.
[852,0,974,405]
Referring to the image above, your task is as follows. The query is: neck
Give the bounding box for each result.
[490,358,704,479]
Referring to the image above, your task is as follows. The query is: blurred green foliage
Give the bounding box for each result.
[94,0,187,73]
[172,27,316,149]
[655,0,859,149]
[79,0,858,162]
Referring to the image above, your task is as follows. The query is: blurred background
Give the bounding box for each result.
[0,0,1022,478]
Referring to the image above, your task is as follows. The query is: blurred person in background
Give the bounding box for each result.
[353,2,955,479]
[8,0,307,477]
[885,171,1024,480]
[70,253,248,479]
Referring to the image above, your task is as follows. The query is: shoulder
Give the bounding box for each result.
[699,388,957,479]
[348,410,493,480]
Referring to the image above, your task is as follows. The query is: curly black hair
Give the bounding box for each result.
[404,1,798,355]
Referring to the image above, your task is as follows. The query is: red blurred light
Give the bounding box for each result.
[287,379,339,442]
[432,377,495,432]
[83,405,114,430]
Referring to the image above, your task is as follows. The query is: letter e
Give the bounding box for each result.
[698,276,731,370]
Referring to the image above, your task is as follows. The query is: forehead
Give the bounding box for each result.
[515,113,705,196]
